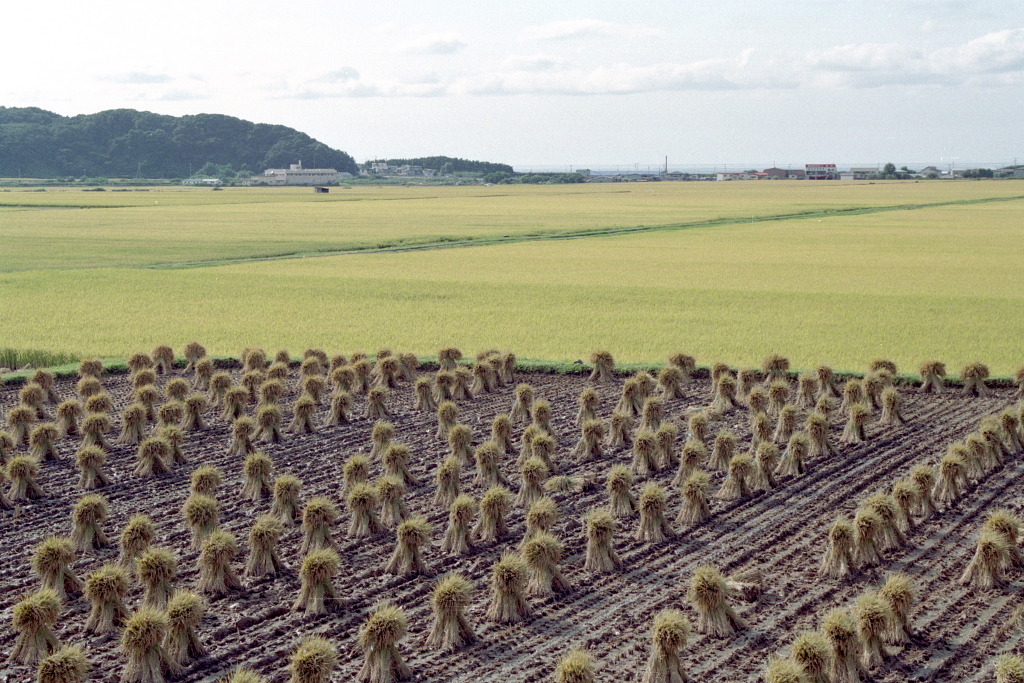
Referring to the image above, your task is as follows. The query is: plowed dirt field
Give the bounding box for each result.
[1,365,1020,681]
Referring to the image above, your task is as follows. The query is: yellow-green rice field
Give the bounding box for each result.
[1,180,1022,374]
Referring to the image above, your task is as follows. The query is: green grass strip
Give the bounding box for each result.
[2,353,1016,389]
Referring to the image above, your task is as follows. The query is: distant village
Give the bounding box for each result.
[185,161,426,187]
[707,164,1024,182]
[182,160,1024,187]
[594,163,1023,183]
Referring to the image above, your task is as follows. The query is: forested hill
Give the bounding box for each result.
[0,107,358,178]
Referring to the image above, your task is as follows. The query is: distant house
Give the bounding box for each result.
[716,171,758,181]
[838,168,875,180]
[250,161,341,186]
[920,166,942,176]
[364,163,437,178]
[393,165,438,177]
[806,164,837,180]
[762,167,805,180]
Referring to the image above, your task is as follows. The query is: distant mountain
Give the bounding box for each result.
[0,107,358,178]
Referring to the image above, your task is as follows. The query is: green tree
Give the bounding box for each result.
[483,171,512,184]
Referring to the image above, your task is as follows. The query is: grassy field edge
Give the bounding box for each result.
[2,353,1016,389]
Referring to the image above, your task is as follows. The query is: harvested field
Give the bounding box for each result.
[1,361,1022,681]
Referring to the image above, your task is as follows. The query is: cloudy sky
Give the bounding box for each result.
[5,1,1023,168]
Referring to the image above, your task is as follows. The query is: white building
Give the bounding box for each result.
[251,161,341,186]
[839,168,878,180]
[806,164,837,180]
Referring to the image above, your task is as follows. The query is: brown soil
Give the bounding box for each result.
[0,367,1020,682]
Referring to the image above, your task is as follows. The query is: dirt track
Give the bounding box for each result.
[1,366,1020,682]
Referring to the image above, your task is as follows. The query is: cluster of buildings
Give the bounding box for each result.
[183,160,1024,187]
[245,161,444,185]
[366,162,438,177]
[248,162,352,186]
[715,164,879,181]
[714,164,1024,181]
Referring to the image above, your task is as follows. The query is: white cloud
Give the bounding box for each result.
[945,27,1024,73]
[520,19,660,42]
[102,72,173,84]
[284,84,382,99]
[812,43,923,73]
[257,26,1024,100]
[272,78,446,99]
[501,54,565,72]
[402,33,467,55]
[156,89,209,101]
[400,71,443,85]
[320,68,360,83]
[520,19,615,41]
[580,61,741,94]
[454,58,745,96]
[806,28,1024,87]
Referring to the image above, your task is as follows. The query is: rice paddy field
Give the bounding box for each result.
[2,179,1024,681]
[1,180,1023,375]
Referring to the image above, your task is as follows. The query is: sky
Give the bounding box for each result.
[4,1,1023,169]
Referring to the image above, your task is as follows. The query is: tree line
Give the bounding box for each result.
[363,156,514,175]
